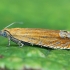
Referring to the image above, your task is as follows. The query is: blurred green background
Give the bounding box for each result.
[0,0,70,70]
[0,0,70,30]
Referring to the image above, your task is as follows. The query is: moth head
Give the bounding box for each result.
[0,30,7,37]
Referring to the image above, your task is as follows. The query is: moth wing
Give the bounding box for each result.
[13,34,70,49]
[10,28,70,49]
[6,28,70,49]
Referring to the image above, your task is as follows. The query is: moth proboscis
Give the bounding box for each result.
[0,22,70,49]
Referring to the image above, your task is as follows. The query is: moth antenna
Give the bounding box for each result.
[4,22,23,29]
[4,22,16,29]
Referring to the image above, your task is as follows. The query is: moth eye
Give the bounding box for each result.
[3,32,7,37]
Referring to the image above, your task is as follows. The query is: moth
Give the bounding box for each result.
[0,22,70,49]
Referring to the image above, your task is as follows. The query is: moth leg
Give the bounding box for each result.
[18,41,24,47]
[7,37,11,46]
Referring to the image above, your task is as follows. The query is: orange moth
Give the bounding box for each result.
[0,22,70,49]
